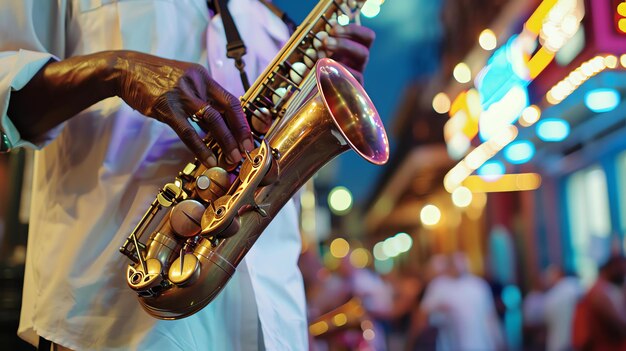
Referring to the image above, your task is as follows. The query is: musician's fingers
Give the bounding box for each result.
[194,105,242,167]
[204,79,253,153]
[168,117,218,168]
[152,92,217,167]
[330,24,375,48]
[323,37,369,71]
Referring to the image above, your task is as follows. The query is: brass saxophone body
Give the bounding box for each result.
[119,0,389,320]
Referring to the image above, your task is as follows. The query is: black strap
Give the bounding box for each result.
[214,0,251,91]
[39,335,52,350]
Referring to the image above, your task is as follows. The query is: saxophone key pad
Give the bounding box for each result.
[195,167,230,202]
[168,253,200,286]
[170,200,205,238]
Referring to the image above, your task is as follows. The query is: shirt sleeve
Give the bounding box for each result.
[0,0,67,149]
[1,51,57,149]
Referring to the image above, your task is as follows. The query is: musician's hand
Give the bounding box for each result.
[324,24,375,83]
[114,51,253,168]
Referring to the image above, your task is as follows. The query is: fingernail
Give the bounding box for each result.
[227,149,242,164]
[243,139,254,152]
[325,37,337,50]
[207,155,217,167]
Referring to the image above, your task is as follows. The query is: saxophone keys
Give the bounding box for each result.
[157,182,183,207]
[195,167,230,202]
[303,48,317,68]
[313,31,329,51]
[169,200,205,238]
[168,253,200,286]
[252,107,272,134]
[200,196,238,237]
[127,258,163,291]
[272,87,288,105]
[289,62,308,85]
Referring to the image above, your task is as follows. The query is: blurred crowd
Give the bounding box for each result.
[301,247,626,351]
[523,256,626,351]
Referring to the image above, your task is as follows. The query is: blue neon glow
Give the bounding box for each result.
[536,118,570,142]
[478,160,505,181]
[504,140,535,164]
[475,35,530,110]
[584,88,620,113]
[478,83,529,141]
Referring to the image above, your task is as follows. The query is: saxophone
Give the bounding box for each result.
[119,0,389,320]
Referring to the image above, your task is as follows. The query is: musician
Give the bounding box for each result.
[0,0,374,349]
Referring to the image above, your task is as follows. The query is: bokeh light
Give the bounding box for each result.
[330,238,350,258]
[328,186,353,215]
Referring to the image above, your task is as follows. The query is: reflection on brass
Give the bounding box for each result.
[168,253,200,286]
[170,200,204,238]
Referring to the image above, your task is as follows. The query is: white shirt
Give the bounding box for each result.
[421,274,502,351]
[544,277,583,351]
[0,0,307,350]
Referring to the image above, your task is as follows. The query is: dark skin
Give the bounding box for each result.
[7,24,375,168]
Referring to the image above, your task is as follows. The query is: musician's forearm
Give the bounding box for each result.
[7,51,120,140]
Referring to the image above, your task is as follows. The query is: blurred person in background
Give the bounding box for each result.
[405,254,448,351]
[542,265,583,351]
[573,255,626,351]
[408,252,504,351]
[336,251,393,351]
[382,262,423,351]
[522,279,547,351]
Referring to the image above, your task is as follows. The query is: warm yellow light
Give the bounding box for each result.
[452,186,473,208]
[520,105,541,127]
[621,54,626,68]
[546,91,558,105]
[463,173,542,192]
[330,238,350,258]
[525,0,559,34]
[328,186,353,215]
[301,190,315,209]
[561,14,579,36]
[309,321,329,336]
[479,29,497,50]
[620,18,626,34]
[350,248,370,268]
[444,162,473,193]
[453,63,472,83]
[618,2,626,16]
[470,191,487,209]
[528,47,555,79]
[432,92,451,114]
[361,320,374,330]
[333,313,348,327]
[420,204,441,226]
[323,251,340,270]
[605,55,618,69]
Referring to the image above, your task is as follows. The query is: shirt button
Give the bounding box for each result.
[216,60,224,67]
